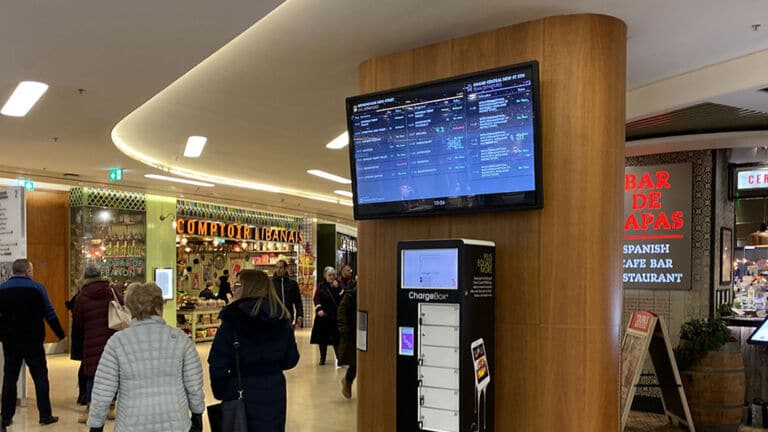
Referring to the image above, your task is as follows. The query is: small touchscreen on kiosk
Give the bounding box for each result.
[399,327,415,356]
[401,248,458,290]
[748,319,768,344]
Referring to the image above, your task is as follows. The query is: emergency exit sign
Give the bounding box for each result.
[109,168,123,182]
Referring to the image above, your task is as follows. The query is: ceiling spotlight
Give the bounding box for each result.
[144,174,214,187]
[334,190,353,198]
[183,136,207,158]
[307,169,351,184]
[1,81,49,117]
[325,131,349,149]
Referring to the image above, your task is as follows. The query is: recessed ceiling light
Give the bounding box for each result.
[334,190,353,198]
[183,136,207,158]
[144,174,214,187]
[325,131,349,149]
[307,169,351,184]
[1,81,49,117]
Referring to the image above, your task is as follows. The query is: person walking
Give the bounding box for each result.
[337,284,358,399]
[87,282,205,432]
[272,259,304,328]
[73,264,122,423]
[217,270,232,303]
[209,269,300,432]
[65,287,87,405]
[310,267,342,365]
[0,259,65,428]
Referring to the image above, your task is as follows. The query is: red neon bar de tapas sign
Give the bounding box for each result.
[623,162,692,290]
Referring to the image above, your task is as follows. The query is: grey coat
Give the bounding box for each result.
[87,316,205,431]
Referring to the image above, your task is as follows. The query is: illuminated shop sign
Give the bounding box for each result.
[737,168,768,190]
[176,218,304,243]
[623,162,692,290]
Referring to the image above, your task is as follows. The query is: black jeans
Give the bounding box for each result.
[346,365,357,385]
[2,345,52,422]
[318,344,339,362]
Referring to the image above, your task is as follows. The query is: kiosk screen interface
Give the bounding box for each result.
[748,319,768,345]
[399,327,415,356]
[401,248,458,289]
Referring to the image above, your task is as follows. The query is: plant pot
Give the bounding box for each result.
[680,342,745,432]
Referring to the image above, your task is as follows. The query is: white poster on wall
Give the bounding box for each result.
[0,186,28,404]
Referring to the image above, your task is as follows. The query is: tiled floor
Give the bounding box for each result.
[626,411,768,432]
[4,329,357,431]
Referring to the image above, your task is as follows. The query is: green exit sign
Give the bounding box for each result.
[109,168,123,182]
[17,179,34,191]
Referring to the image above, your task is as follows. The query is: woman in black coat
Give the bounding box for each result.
[209,270,299,432]
[337,285,357,399]
[65,291,86,405]
[310,266,343,365]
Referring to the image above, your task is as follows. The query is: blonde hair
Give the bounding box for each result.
[237,270,289,319]
[125,282,163,320]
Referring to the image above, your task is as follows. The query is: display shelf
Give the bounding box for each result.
[177,308,223,343]
[196,323,220,329]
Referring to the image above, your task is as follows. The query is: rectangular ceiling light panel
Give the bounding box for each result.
[1,81,49,117]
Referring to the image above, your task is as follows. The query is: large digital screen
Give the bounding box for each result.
[347,61,541,219]
[401,248,458,290]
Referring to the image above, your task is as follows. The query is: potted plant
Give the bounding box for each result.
[675,317,744,431]
[718,302,733,318]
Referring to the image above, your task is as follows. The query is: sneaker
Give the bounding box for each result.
[39,416,59,426]
[78,406,89,424]
[107,404,116,420]
[341,376,352,399]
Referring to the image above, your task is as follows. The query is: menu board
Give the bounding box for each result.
[623,163,692,290]
[0,187,26,274]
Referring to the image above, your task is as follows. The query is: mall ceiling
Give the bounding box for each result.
[2,0,768,222]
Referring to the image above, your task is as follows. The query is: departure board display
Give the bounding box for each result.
[346,61,541,219]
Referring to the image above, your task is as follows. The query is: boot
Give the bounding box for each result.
[341,376,352,399]
[107,403,116,420]
[78,406,89,424]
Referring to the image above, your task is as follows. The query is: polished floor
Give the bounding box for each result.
[4,329,356,431]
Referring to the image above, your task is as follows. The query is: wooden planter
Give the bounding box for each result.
[680,342,745,432]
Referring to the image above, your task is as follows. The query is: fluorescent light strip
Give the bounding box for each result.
[1,81,49,117]
[307,169,351,184]
[183,136,207,158]
[325,131,349,149]
[144,174,214,187]
[334,190,353,198]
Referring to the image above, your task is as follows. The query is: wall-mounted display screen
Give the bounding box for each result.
[748,319,768,345]
[154,268,174,300]
[401,248,458,290]
[346,61,542,219]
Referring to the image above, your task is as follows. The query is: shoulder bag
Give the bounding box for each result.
[108,287,131,331]
[207,337,248,432]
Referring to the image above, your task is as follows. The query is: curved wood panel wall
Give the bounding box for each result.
[356,14,626,431]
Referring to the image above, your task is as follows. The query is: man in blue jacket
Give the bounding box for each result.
[0,259,65,429]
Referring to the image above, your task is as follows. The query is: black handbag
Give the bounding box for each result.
[207,338,248,432]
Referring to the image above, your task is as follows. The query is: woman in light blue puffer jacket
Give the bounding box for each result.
[87,282,205,432]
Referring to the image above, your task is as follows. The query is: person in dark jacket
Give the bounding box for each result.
[338,265,356,293]
[0,259,65,428]
[272,260,304,328]
[310,267,343,365]
[209,270,300,432]
[73,264,122,423]
[337,285,357,399]
[65,289,87,405]
[217,270,232,303]
[198,281,217,300]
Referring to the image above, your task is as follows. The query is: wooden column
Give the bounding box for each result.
[356,14,626,431]
[26,191,70,343]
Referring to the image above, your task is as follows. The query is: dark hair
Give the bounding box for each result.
[223,269,229,275]
[12,259,31,275]
[276,260,287,268]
